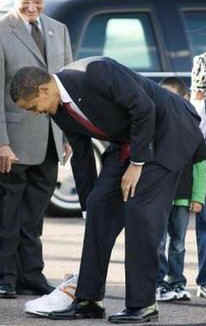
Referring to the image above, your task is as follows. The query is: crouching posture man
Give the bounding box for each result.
[10,57,206,324]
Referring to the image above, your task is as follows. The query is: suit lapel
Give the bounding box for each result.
[8,11,46,66]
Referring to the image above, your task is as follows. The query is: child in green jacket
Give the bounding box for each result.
[156,77,206,301]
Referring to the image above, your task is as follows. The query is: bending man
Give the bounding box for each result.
[10,57,206,324]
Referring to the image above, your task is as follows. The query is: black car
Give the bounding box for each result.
[1,0,206,216]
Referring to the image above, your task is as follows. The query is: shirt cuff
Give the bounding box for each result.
[82,211,87,219]
[130,161,145,166]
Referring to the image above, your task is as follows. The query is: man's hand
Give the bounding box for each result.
[121,164,143,202]
[63,143,72,164]
[190,201,203,213]
[0,145,19,173]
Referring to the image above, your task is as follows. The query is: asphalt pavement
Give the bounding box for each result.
[1,215,206,326]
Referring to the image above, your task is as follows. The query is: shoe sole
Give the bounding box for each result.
[108,314,159,324]
[48,311,106,320]
[175,295,191,301]
[25,308,70,317]
[25,311,50,318]
[156,296,177,302]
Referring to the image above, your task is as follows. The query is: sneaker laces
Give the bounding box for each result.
[39,274,77,301]
[59,274,78,300]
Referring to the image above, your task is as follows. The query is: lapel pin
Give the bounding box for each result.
[48,30,54,37]
[78,98,82,102]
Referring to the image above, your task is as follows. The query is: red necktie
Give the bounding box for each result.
[63,102,130,161]
[63,102,108,140]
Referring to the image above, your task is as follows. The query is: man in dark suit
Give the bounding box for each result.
[10,57,206,323]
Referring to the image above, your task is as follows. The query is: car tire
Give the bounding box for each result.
[47,140,106,217]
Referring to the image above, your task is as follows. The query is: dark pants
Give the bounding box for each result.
[157,206,189,287]
[0,128,58,285]
[75,148,180,308]
[196,203,206,286]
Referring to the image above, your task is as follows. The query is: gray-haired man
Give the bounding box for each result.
[0,0,72,298]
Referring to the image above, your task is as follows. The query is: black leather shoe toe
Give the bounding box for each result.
[16,280,55,295]
[48,299,105,320]
[0,283,17,298]
[108,304,159,324]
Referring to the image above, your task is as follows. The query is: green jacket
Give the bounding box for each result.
[174,160,206,206]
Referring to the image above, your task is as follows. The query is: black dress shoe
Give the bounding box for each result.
[16,281,55,295]
[0,283,17,299]
[108,303,159,324]
[48,299,105,320]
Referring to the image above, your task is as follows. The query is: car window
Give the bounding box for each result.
[77,12,161,72]
[183,11,206,57]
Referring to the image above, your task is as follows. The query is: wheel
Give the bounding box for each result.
[47,140,106,217]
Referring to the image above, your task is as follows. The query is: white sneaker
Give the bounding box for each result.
[24,274,78,316]
[174,285,191,301]
[197,285,206,298]
[156,285,177,301]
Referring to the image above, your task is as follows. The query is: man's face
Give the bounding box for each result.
[16,0,44,22]
[16,84,60,115]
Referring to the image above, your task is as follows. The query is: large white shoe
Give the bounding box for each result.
[24,274,78,317]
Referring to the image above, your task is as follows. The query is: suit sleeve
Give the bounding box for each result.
[86,59,155,163]
[63,24,73,65]
[66,133,97,210]
[0,40,9,146]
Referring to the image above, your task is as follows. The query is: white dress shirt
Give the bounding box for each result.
[17,13,42,34]
[53,74,89,121]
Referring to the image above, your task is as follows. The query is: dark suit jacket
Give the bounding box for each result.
[53,57,206,209]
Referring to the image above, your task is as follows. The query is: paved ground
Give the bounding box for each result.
[1,215,206,326]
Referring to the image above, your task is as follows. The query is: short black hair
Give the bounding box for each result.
[10,66,51,102]
[159,76,188,97]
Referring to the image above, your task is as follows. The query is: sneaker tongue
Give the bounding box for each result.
[63,273,74,281]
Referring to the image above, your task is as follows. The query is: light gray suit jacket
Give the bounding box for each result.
[0,10,72,164]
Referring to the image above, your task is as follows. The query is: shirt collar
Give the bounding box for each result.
[17,12,41,31]
[53,74,73,104]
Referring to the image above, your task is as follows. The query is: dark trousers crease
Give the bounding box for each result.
[75,148,180,308]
